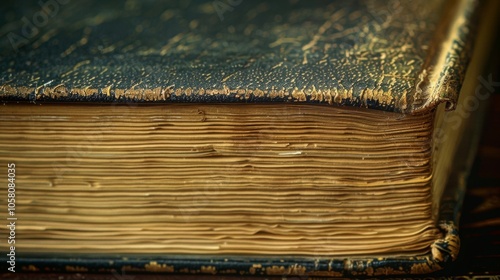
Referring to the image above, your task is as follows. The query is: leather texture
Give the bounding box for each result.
[0,0,478,113]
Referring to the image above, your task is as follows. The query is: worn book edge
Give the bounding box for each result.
[409,0,478,114]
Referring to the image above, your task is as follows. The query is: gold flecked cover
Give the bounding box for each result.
[0,0,477,114]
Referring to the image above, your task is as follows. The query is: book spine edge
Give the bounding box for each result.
[409,0,479,114]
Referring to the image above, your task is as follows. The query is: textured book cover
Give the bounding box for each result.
[0,0,498,277]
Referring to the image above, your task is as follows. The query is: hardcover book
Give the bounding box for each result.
[0,0,498,277]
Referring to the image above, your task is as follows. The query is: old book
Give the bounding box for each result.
[0,0,498,277]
